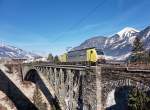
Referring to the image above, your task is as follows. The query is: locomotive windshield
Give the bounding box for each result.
[96,49,104,55]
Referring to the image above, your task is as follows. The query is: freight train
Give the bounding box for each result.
[59,47,105,65]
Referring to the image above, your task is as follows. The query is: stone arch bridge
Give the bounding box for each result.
[21,64,150,110]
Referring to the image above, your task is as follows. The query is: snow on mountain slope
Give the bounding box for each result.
[73,26,150,60]
[0,43,41,59]
[117,27,139,39]
[103,27,139,58]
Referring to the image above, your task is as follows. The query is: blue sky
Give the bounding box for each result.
[0,0,150,56]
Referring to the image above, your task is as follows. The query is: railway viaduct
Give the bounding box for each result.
[21,64,150,110]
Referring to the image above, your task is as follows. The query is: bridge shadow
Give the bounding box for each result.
[0,69,38,110]
[24,69,61,110]
[106,86,130,110]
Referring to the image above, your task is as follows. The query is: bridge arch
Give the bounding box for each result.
[24,69,61,110]
[103,79,150,109]
[105,86,131,110]
[24,69,39,83]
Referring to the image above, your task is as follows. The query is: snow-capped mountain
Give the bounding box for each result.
[117,27,139,39]
[73,26,150,60]
[0,44,41,59]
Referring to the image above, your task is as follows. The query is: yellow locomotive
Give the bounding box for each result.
[59,47,105,65]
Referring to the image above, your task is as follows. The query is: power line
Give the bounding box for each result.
[52,0,107,43]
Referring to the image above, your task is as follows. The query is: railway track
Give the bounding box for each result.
[25,62,150,72]
[34,64,97,71]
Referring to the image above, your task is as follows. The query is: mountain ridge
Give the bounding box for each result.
[0,43,41,59]
[73,26,150,60]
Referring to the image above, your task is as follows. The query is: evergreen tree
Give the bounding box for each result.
[130,37,145,63]
[132,37,144,53]
[128,88,150,110]
[33,86,47,110]
[53,55,60,64]
[47,53,54,62]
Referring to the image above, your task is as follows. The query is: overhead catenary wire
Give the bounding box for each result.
[52,0,107,43]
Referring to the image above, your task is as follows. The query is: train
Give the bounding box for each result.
[59,47,105,65]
